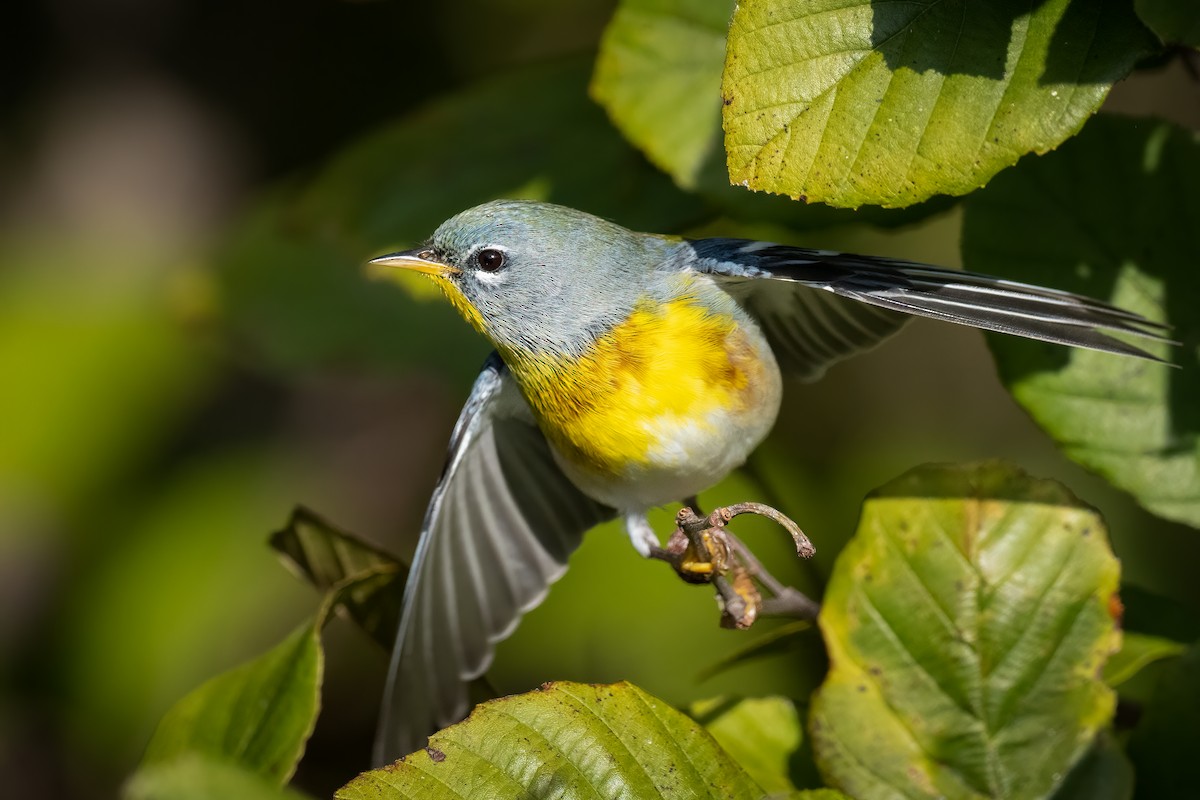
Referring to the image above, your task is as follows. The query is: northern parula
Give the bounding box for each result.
[368,199,1170,761]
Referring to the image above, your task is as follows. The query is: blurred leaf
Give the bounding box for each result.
[296,57,709,246]
[134,554,404,791]
[61,450,312,765]
[722,0,1157,207]
[218,58,709,374]
[216,195,488,379]
[123,753,313,800]
[337,681,765,798]
[810,462,1121,800]
[1135,0,1200,47]
[0,258,209,517]
[271,506,407,650]
[963,116,1199,528]
[591,0,733,189]
[1126,641,1200,799]
[269,509,496,695]
[690,696,804,794]
[1050,731,1133,800]
[1104,631,1186,687]
[141,619,322,784]
[271,505,405,588]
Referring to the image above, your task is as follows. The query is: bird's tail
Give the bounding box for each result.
[761,247,1175,362]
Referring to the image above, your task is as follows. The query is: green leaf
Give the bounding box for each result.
[963,116,1199,528]
[1104,632,1187,687]
[722,0,1158,207]
[690,696,804,794]
[591,0,734,189]
[810,462,1121,800]
[124,754,313,800]
[140,620,322,784]
[1126,641,1200,799]
[590,0,957,229]
[1050,732,1133,800]
[271,506,406,588]
[337,681,765,799]
[271,506,407,651]
[1136,0,1200,47]
[59,449,316,764]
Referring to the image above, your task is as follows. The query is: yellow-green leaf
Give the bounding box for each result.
[124,754,313,800]
[140,621,322,784]
[691,696,804,794]
[590,0,956,229]
[592,0,734,188]
[811,463,1121,799]
[722,0,1158,207]
[338,682,764,799]
[1104,632,1186,688]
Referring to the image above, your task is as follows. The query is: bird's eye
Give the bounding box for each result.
[475,248,506,272]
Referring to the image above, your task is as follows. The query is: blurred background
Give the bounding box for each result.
[2,1,1197,797]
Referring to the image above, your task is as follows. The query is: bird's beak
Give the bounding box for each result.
[367,248,459,278]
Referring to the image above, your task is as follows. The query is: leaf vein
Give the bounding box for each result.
[854,583,979,726]
[554,686,671,795]
[483,705,608,798]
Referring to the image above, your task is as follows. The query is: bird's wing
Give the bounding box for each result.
[373,352,613,764]
[691,239,1173,379]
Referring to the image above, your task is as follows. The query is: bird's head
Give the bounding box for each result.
[370,200,676,358]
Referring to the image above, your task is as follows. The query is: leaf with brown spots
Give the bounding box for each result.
[721,0,1157,208]
[337,681,768,799]
[810,463,1122,800]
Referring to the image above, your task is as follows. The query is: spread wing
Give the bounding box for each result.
[373,353,613,764]
[690,239,1173,380]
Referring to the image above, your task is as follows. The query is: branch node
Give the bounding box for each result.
[651,499,820,626]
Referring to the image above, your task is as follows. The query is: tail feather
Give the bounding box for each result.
[748,247,1176,363]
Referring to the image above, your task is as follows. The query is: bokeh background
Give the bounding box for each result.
[3,1,1198,798]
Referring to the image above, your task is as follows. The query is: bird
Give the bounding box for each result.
[367,198,1172,763]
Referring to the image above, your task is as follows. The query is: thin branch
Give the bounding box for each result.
[649,499,821,627]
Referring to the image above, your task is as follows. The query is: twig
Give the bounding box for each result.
[649,499,821,627]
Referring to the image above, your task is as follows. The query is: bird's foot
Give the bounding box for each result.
[648,501,819,629]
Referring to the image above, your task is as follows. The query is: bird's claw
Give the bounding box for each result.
[648,501,819,627]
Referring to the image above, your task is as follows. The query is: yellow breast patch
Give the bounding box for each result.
[504,294,772,478]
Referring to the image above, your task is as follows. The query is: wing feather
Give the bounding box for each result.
[690,239,1173,377]
[373,353,613,763]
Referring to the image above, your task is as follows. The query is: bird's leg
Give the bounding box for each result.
[650,499,819,628]
[623,511,662,558]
